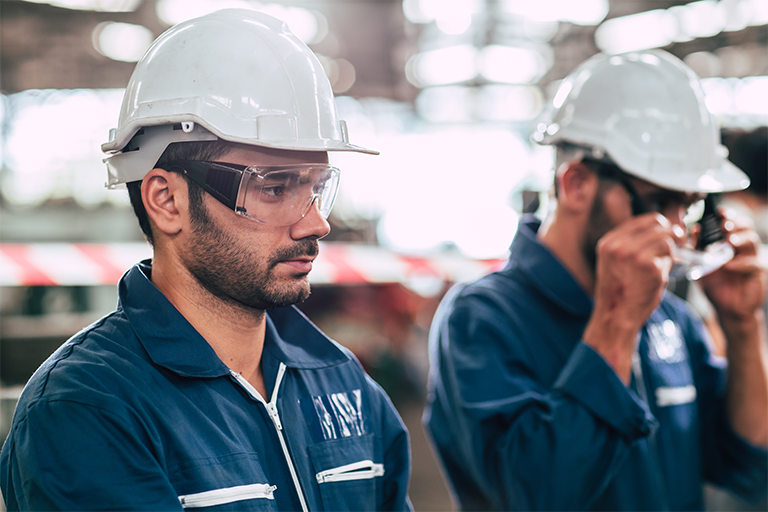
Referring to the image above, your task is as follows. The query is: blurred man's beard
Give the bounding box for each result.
[582,185,615,274]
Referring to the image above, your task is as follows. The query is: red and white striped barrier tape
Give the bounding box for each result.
[0,243,506,287]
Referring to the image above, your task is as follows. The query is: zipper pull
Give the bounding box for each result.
[266,402,283,431]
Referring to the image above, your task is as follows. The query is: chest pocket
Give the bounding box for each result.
[170,453,278,511]
[646,319,696,407]
[308,434,384,511]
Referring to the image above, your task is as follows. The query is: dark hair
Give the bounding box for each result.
[722,126,768,197]
[126,139,233,246]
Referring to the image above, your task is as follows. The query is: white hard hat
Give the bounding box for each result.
[534,50,749,193]
[102,9,377,188]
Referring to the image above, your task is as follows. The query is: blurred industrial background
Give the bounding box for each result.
[1,0,766,510]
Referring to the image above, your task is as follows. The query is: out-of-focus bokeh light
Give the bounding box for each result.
[595,0,768,55]
[734,77,768,115]
[1,89,127,207]
[499,0,609,25]
[20,0,141,11]
[155,0,327,45]
[594,9,678,54]
[477,45,551,84]
[92,22,154,63]
[405,45,478,88]
[333,126,534,259]
[476,85,544,122]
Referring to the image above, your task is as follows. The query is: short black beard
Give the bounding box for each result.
[582,183,615,273]
[185,192,319,311]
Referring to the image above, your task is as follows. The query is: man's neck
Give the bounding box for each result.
[538,212,596,296]
[150,251,269,398]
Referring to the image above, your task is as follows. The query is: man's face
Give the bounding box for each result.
[582,171,701,271]
[182,144,332,310]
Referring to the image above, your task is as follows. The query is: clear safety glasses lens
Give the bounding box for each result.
[589,160,732,280]
[162,161,340,227]
[236,165,340,226]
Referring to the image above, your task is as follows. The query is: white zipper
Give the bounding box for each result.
[178,483,276,508]
[230,364,309,512]
[315,460,385,484]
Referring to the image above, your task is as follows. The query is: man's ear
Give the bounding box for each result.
[556,161,598,214]
[141,168,187,237]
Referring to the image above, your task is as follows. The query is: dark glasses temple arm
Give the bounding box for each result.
[163,161,242,211]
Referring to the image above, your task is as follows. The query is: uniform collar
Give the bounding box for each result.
[504,215,593,317]
[119,260,349,378]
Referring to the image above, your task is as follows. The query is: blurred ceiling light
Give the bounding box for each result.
[435,0,474,35]
[676,1,726,39]
[523,19,560,43]
[405,45,477,87]
[501,0,608,26]
[415,86,474,122]
[734,76,768,115]
[700,78,735,115]
[597,0,767,55]
[21,0,141,11]
[721,0,752,31]
[748,0,768,26]
[594,9,678,55]
[478,45,549,84]
[92,22,154,63]
[476,84,544,121]
[156,0,324,44]
[402,0,479,25]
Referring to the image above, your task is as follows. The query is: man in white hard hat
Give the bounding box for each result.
[424,50,767,510]
[0,10,412,511]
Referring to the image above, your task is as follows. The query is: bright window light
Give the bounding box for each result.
[21,0,141,11]
[2,89,127,207]
[415,86,475,123]
[594,9,678,54]
[405,45,478,88]
[92,22,154,63]
[476,85,544,121]
[478,45,549,84]
[370,127,530,258]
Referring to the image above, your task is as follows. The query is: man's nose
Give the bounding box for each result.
[290,196,331,240]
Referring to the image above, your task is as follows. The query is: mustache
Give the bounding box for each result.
[269,240,320,267]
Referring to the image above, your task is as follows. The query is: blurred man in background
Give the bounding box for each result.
[1,10,412,511]
[721,126,768,244]
[424,50,767,511]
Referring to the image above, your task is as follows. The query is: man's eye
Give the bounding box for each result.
[262,185,285,198]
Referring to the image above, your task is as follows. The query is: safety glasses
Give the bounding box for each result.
[160,160,341,227]
[588,159,733,280]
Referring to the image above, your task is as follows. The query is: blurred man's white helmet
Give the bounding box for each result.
[102,8,376,188]
[534,50,748,193]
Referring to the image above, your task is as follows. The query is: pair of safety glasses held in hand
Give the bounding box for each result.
[159,160,341,227]
[590,159,734,281]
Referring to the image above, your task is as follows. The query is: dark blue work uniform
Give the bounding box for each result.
[1,261,413,511]
[424,216,767,511]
